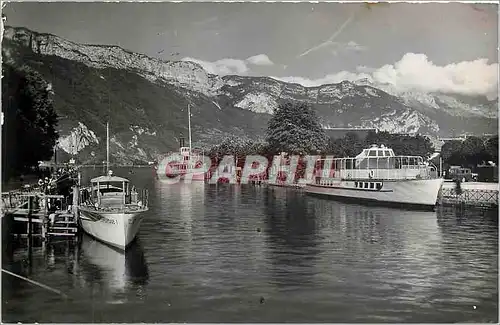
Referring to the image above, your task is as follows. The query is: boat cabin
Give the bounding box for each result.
[180,147,190,157]
[316,144,436,181]
[87,171,139,208]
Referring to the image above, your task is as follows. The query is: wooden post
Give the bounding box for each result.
[27,196,33,236]
[122,181,126,208]
[41,215,47,242]
[27,196,34,259]
[72,185,79,221]
[44,196,48,216]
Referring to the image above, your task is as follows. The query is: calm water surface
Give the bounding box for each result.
[2,168,498,322]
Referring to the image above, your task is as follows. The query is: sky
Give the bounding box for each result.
[3,1,499,98]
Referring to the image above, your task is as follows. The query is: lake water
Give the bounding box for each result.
[2,167,498,323]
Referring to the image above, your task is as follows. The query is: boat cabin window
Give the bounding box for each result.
[93,182,126,195]
[99,187,122,194]
[368,150,377,157]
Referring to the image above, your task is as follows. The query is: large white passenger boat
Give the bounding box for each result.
[304,145,444,211]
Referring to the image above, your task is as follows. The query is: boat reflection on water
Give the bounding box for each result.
[78,233,149,300]
[308,196,440,241]
[307,196,442,277]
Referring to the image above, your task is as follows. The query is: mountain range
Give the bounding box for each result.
[2,26,498,164]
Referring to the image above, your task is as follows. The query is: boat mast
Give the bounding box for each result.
[106,122,110,173]
[188,103,192,153]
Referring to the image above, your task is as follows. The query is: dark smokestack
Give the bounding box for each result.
[179,136,185,148]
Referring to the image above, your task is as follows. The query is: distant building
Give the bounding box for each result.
[438,136,468,143]
[438,133,498,144]
[323,127,378,140]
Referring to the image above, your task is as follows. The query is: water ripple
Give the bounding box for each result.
[2,168,498,323]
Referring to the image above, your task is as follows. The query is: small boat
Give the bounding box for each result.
[78,122,149,250]
[304,144,444,211]
[162,146,207,182]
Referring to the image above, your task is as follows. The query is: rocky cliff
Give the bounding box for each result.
[2,26,497,164]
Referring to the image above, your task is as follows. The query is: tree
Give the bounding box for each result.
[460,136,487,167]
[266,102,327,155]
[484,135,498,164]
[2,63,58,181]
[440,135,498,169]
[441,140,464,166]
[326,132,365,157]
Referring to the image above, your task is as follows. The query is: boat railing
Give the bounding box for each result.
[308,155,438,181]
[265,154,441,183]
[81,186,149,210]
[331,167,434,180]
[128,188,149,208]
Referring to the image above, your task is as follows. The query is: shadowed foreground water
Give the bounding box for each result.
[2,168,498,322]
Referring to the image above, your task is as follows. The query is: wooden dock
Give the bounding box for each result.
[1,188,79,241]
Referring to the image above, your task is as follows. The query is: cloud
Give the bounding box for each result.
[182,57,249,75]
[246,54,274,66]
[182,53,273,75]
[331,41,367,56]
[273,53,499,99]
[344,41,366,52]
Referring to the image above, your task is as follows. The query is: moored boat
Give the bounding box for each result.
[305,145,444,211]
[78,122,149,250]
[162,145,207,182]
[156,103,209,182]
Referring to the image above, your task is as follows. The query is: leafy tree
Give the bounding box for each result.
[460,136,487,167]
[325,130,434,158]
[484,135,498,164]
[2,63,58,181]
[266,102,327,155]
[440,135,498,169]
[207,137,269,160]
[326,132,365,157]
[441,140,464,166]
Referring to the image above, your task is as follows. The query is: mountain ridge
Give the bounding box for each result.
[2,25,497,164]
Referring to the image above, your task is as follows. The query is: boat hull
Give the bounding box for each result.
[305,178,444,211]
[78,207,147,250]
[157,172,206,183]
[180,173,206,181]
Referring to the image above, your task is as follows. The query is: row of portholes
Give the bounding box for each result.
[319,179,336,187]
[355,181,382,190]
